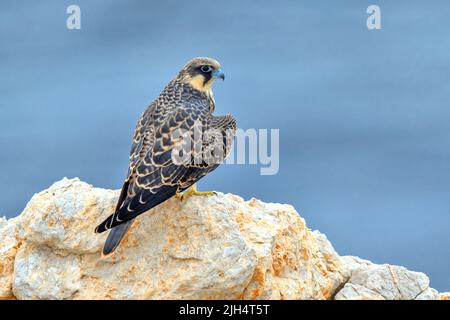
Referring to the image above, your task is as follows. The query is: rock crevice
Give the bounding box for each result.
[0,178,447,300]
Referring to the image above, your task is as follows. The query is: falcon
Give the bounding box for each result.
[95,57,236,256]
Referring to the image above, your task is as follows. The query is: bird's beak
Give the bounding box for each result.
[212,68,225,81]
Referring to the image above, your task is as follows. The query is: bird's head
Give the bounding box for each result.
[177,57,225,93]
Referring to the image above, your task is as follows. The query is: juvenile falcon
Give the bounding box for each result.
[95,57,236,256]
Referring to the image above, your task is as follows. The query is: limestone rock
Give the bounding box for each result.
[16,178,117,254]
[338,256,438,300]
[0,217,20,299]
[415,288,439,300]
[439,292,450,300]
[0,178,447,300]
[13,243,81,300]
[334,283,385,300]
[1,178,344,300]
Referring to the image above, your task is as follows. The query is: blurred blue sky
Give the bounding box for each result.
[1,1,449,290]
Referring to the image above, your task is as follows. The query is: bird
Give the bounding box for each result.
[95,57,236,256]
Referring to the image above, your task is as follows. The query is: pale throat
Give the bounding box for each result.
[188,75,216,109]
[188,75,215,94]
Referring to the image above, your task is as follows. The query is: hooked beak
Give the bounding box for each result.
[212,68,225,81]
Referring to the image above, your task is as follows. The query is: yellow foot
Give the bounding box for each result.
[176,184,217,202]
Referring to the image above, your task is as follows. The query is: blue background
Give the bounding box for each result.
[1,1,449,291]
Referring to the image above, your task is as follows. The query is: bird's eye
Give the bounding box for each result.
[200,65,212,73]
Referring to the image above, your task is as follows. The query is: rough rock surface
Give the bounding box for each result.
[0,178,447,300]
[0,217,20,299]
[335,256,438,300]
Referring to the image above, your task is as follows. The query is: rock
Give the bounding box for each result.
[334,283,385,300]
[0,177,447,300]
[338,256,437,300]
[439,292,450,300]
[339,255,374,279]
[16,178,117,254]
[13,244,81,300]
[415,288,439,300]
[1,178,344,300]
[0,217,20,299]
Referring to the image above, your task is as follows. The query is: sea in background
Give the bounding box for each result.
[1,0,449,291]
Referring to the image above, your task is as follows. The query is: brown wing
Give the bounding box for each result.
[108,83,183,215]
[96,106,207,232]
[95,83,236,233]
[110,105,156,215]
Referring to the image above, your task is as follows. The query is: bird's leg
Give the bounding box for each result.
[176,184,217,201]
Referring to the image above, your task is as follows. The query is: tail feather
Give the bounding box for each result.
[102,220,133,257]
[95,185,177,233]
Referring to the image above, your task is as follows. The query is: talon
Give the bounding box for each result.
[178,184,217,201]
[174,192,184,201]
